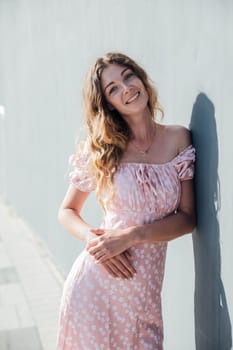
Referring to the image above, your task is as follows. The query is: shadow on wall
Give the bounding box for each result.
[190,93,232,350]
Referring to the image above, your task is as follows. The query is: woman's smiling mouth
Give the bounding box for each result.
[125,92,140,104]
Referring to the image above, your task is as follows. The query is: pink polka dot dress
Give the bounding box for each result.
[56,145,195,350]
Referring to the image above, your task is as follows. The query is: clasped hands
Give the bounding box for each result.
[86,228,137,279]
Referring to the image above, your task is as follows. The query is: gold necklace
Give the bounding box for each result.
[131,125,156,158]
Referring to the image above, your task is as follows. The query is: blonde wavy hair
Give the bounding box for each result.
[80,52,163,204]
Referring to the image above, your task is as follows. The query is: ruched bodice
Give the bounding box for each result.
[69,144,195,227]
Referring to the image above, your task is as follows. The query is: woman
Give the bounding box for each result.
[56,52,196,350]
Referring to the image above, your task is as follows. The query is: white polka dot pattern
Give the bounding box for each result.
[57,145,195,350]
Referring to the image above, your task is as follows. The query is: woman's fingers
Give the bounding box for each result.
[86,240,99,251]
[117,253,137,275]
[108,260,131,279]
[101,253,136,279]
[124,250,131,258]
[89,246,109,262]
[94,251,106,262]
[90,228,104,235]
[91,247,136,279]
[102,261,118,278]
[112,258,133,279]
[94,248,134,265]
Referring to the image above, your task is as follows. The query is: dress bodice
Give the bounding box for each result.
[68,144,195,228]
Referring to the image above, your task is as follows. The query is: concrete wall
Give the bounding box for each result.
[0,1,232,349]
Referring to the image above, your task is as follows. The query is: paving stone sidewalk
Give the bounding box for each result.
[0,199,64,350]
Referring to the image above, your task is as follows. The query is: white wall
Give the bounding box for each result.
[0,1,232,348]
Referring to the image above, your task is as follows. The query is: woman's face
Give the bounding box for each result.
[100,64,149,117]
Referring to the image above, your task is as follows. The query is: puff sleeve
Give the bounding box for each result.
[173,144,195,181]
[68,147,97,192]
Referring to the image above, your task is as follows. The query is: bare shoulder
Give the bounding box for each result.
[162,124,192,153]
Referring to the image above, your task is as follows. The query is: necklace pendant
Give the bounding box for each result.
[131,125,156,159]
[140,150,147,158]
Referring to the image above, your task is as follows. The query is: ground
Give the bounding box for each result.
[0,199,64,350]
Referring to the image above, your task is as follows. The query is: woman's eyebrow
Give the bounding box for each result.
[103,67,130,92]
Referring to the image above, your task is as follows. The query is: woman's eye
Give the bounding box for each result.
[109,86,118,95]
[125,72,134,80]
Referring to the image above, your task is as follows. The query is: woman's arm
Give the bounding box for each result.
[57,185,95,241]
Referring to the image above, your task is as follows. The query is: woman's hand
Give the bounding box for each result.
[101,250,136,279]
[86,227,135,263]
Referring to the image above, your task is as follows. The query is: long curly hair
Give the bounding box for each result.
[81,52,163,204]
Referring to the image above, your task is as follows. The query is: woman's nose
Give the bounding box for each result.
[121,82,131,94]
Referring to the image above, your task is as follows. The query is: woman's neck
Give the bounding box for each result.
[126,110,156,143]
